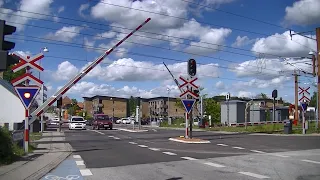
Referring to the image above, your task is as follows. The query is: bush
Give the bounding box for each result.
[0,127,14,164]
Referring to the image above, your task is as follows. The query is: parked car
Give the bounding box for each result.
[121,118,131,124]
[115,118,123,124]
[69,116,86,130]
[93,114,113,130]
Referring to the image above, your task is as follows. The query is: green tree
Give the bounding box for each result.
[203,98,220,123]
[3,65,25,83]
[68,99,79,116]
[256,93,269,99]
[128,96,136,116]
[310,91,317,107]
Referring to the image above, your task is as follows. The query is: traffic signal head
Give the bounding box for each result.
[0,52,19,70]
[57,97,62,108]
[188,59,196,76]
[0,20,16,51]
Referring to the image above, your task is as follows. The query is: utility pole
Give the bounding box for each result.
[316,27,320,129]
[294,72,299,125]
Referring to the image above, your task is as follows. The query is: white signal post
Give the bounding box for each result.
[28,18,152,125]
[11,53,44,153]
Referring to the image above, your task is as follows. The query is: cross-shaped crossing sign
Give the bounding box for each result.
[11,52,44,72]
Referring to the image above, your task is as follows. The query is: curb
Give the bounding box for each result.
[118,128,149,133]
[249,133,320,136]
[25,143,72,180]
[168,138,211,144]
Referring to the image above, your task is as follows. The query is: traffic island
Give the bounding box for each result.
[117,128,149,133]
[169,137,210,144]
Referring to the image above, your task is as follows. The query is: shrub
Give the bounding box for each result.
[0,127,14,164]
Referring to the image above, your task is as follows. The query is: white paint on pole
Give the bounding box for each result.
[209,115,211,126]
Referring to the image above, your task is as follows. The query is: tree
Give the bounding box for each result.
[3,65,25,83]
[68,99,79,116]
[255,93,269,99]
[128,96,136,116]
[310,91,317,107]
[203,98,220,123]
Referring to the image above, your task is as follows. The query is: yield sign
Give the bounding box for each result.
[301,103,308,112]
[15,86,40,109]
[181,99,196,114]
[11,52,44,72]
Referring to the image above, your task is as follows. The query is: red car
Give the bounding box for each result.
[92,114,113,130]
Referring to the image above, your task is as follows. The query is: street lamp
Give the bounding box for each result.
[39,47,49,132]
[110,97,114,121]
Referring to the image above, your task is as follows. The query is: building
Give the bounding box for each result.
[220,100,246,124]
[83,95,130,118]
[0,79,25,130]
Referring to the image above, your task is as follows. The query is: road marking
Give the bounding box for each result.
[148,148,160,151]
[108,135,114,138]
[75,161,84,166]
[203,162,225,168]
[91,130,105,135]
[217,143,228,146]
[232,146,245,150]
[80,169,93,176]
[238,172,270,179]
[129,142,137,144]
[250,150,266,153]
[152,129,157,132]
[181,157,197,160]
[163,152,177,155]
[272,154,289,158]
[138,145,148,148]
[113,137,120,140]
[73,155,81,159]
[301,159,320,164]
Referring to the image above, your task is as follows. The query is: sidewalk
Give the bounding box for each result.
[0,131,72,180]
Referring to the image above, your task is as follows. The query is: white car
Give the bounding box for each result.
[121,118,131,124]
[69,116,86,130]
[50,118,59,125]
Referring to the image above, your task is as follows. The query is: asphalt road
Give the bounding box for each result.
[60,125,320,180]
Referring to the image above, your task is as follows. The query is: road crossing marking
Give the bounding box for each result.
[163,152,177,155]
[138,145,148,148]
[217,143,228,147]
[75,161,84,166]
[129,142,137,144]
[80,169,93,176]
[148,148,160,151]
[203,162,225,168]
[181,157,197,160]
[91,130,105,135]
[272,154,289,158]
[238,172,270,179]
[301,159,320,164]
[108,136,114,138]
[152,129,157,132]
[113,137,120,140]
[250,150,266,153]
[232,146,245,150]
[73,155,81,159]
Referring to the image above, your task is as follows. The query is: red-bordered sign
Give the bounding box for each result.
[299,87,310,95]
[180,90,199,99]
[11,73,43,86]
[299,95,310,102]
[12,52,44,72]
[179,76,198,90]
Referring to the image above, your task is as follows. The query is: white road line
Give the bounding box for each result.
[250,150,266,153]
[272,154,289,158]
[301,159,320,164]
[73,155,81,159]
[238,172,270,179]
[91,130,105,135]
[129,142,137,144]
[138,145,148,148]
[152,129,157,132]
[203,162,225,168]
[232,146,245,150]
[163,152,177,156]
[108,136,114,138]
[217,144,228,147]
[113,137,120,140]
[75,161,85,166]
[148,148,160,151]
[80,169,93,176]
[181,157,197,160]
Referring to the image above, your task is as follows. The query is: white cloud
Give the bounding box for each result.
[238,91,255,98]
[251,31,316,57]
[94,31,117,40]
[13,50,31,57]
[58,6,65,13]
[83,37,95,51]
[232,36,256,47]
[284,0,320,26]
[53,58,220,82]
[52,61,78,81]
[79,3,90,18]
[0,0,54,31]
[45,26,82,42]
[215,81,225,90]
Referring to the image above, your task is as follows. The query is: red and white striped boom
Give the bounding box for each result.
[29,18,151,125]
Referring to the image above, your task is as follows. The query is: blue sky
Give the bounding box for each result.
[1,0,319,103]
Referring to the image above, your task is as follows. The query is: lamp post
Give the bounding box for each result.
[166,88,171,125]
[39,47,48,132]
[110,97,114,121]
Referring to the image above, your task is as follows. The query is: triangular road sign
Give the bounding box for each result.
[181,99,196,114]
[301,103,308,112]
[15,86,40,109]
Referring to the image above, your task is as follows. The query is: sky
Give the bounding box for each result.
[1,0,319,103]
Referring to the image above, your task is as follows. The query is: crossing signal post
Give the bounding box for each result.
[0,20,16,71]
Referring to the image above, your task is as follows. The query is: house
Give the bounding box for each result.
[0,79,25,130]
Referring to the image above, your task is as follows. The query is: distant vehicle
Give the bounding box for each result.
[115,118,122,124]
[69,116,86,130]
[93,114,113,130]
[121,118,131,124]
[49,117,59,125]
